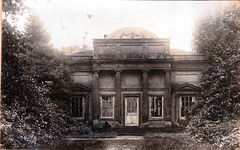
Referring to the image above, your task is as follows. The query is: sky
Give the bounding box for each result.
[22,0,228,51]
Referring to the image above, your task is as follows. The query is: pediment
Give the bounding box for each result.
[72,84,91,91]
[173,83,201,91]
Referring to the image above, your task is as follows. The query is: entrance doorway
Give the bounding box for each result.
[125,96,139,126]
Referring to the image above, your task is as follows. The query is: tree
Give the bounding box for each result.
[1,18,40,148]
[189,2,240,149]
[60,45,92,54]
[1,2,73,148]
[24,14,73,113]
[2,0,26,18]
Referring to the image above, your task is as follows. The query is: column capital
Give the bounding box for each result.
[114,70,122,73]
[142,69,149,73]
[93,62,99,69]
[93,70,99,75]
[165,69,171,74]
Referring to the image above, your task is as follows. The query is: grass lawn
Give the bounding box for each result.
[54,131,220,150]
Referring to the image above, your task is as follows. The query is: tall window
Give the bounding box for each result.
[180,96,193,119]
[149,96,163,118]
[101,96,114,118]
[72,96,85,118]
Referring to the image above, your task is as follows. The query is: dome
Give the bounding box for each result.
[105,27,158,39]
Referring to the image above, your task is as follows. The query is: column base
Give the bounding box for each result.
[164,121,172,127]
[165,115,171,121]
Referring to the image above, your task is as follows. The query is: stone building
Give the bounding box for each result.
[70,27,207,129]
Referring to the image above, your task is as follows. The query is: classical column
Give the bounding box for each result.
[171,94,176,123]
[88,91,93,121]
[142,70,149,123]
[165,70,171,121]
[115,70,121,123]
[93,71,100,120]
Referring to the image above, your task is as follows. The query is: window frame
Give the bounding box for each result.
[179,95,195,120]
[149,95,164,119]
[100,95,115,119]
[72,95,85,119]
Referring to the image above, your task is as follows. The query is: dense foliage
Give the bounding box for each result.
[60,45,92,54]
[1,0,74,148]
[2,0,26,17]
[189,2,240,149]
[24,14,73,112]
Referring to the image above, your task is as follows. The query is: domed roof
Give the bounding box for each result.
[105,27,158,39]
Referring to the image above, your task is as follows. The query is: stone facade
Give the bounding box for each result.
[69,27,208,128]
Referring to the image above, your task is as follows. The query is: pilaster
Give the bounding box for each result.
[88,91,93,121]
[165,70,171,121]
[115,70,121,123]
[93,71,99,119]
[171,93,176,123]
[142,70,149,123]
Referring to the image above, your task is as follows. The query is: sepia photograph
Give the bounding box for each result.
[1,0,240,149]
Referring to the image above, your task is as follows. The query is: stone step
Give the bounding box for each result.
[65,136,144,141]
[118,132,144,136]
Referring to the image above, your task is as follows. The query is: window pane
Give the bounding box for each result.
[76,98,79,107]
[101,96,114,118]
[76,108,79,117]
[102,97,106,107]
[80,99,83,109]
[80,108,83,117]
[102,107,113,117]
[127,97,137,113]
[150,96,162,117]
[189,97,192,105]
[180,96,194,118]
[181,97,185,106]
[72,98,75,108]
[181,107,185,117]
[185,97,188,106]
[72,96,84,118]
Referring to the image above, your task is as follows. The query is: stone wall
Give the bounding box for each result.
[172,71,201,85]
[72,72,93,86]
[148,71,165,89]
[121,71,142,89]
[94,39,170,59]
[99,71,115,89]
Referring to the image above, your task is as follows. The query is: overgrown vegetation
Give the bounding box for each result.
[1,0,79,148]
[189,2,240,149]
